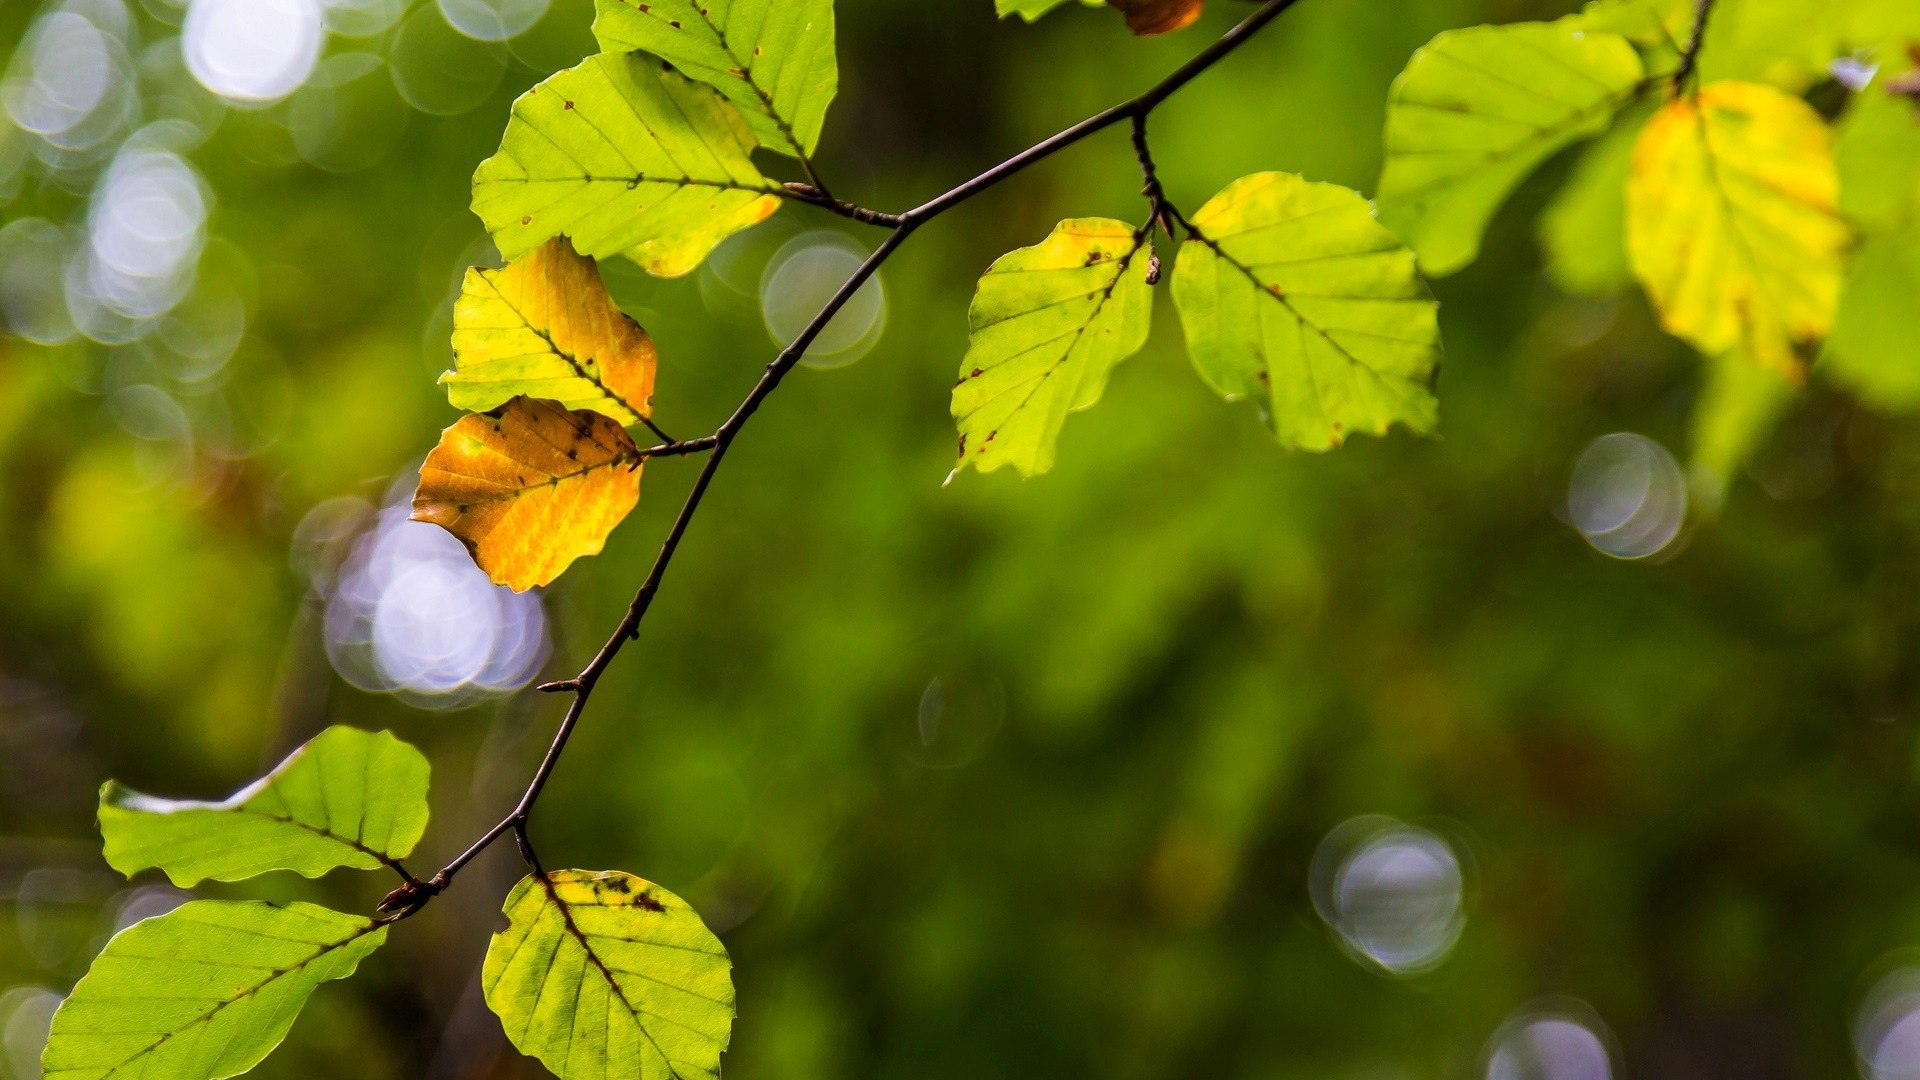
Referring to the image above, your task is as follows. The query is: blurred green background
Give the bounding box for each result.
[2,0,1919,1077]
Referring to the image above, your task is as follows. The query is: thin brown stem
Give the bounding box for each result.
[1670,0,1718,98]
[397,0,1305,917]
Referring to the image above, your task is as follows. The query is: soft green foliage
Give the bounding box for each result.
[98,726,430,886]
[484,871,734,1080]
[1375,19,1645,276]
[951,218,1153,478]
[471,52,782,279]
[1173,172,1442,451]
[996,0,1102,20]
[1820,88,1920,410]
[592,0,838,158]
[41,902,386,1080]
[1538,102,1649,296]
[1689,351,1796,512]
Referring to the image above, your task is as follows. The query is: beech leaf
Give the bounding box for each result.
[483,870,734,1080]
[592,0,838,159]
[413,396,643,592]
[471,53,782,279]
[1626,80,1849,378]
[1172,172,1442,451]
[444,237,659,427]
[99,725,430,887]
[1375,19,1645,276]
[41,901,385,1080]
[952,218,1153,478]
[1108,0,1204,36]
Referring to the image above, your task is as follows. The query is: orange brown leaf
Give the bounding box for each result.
[413,396,642,592]
[1109,0,1203,35]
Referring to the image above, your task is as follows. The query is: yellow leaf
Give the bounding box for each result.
[442,238,659,427]
[1626,81,1849,378]
[413,396,642,592]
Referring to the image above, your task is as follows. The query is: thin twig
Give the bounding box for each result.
[398,0,1305,917]
[1670,0,1718,98]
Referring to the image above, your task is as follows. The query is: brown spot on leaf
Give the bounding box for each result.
[633,892,665,912]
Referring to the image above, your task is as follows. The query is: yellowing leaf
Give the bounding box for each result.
[484,871,733,1080]
[1172,172,1442,451]
[413,396,642,592]
[952,218,1152,478]
[41,901,384,1080]
[1626,80,1849,378]
[444,238,658,427]
[99,725,429,886]
[471,53,782,279]
[1109,0,1203,35]
[592,0,838,159]
[1376,20,1645,276]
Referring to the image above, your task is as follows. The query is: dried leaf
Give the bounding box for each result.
[413,396,643,592]
[1109,0,1203,36]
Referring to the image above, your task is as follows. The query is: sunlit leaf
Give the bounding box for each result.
[1824,226,1920,410]
[484,870,733,1080]
[1538,101,1652,296]
[1172,172,1442,451]
[1626,80,1849,378]
[1376,20,1645,276]
[995,0,1101,21]
[1109,0,1203,35]
[1835,89,1920,234]
[1689,349,1795,512]
[99,726,429,887]
[41,901,385,1080]
[952,218,1152,478]
[413,396,643,592]
[471,53,782,279]
[444,238,659,427]
[592,0,837,159]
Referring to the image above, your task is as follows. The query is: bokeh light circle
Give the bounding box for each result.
[1856,967,1920,1080]
[0,218,82,344]
[760,231,887,370]
[1567,432,1686,560]
[316,486,549,709]
[1310,815,1466,975]
[1483,1004,1615,1080]
[438,0,550,42]
[389,5,507,116]
[183,0,322,104]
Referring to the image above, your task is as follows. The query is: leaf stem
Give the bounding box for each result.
[399,0,1307,918]
[1670,0,1718,99]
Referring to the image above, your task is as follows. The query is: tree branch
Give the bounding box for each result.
[1670,0,1718,98]
[400,0,1306,916]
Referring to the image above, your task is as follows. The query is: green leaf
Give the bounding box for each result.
[1835,89,1920,234]
[1689,350,1795,513]
[951,218,1152,478]
[99,726,429,887]
[996,0,1101,20]
[471,52,783,280]
[1823,225,1920,410]
[41,901,385,1080]
[1173,172,1442,451]
[1375,20,1645,276]
[592,0,837,159]
[1538,101,1652,296]
[444,237,660,426]
[484,870,733,1080]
